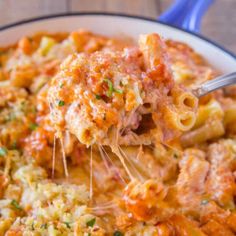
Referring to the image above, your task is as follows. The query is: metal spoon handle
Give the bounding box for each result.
[192,72,236,97]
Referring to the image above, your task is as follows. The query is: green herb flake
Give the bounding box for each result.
[11,199,22,210]
[64,222,71,229]
[88,234,91,236]
[95,94,101,100]
[58,100,65,107]
[113,231,123,236]
[0,147,7,157]
[60,83,64,88]
[104,78,123,97]
[40,223,48,229]
[104,78,113,97]
[86,218,96,227]
[29,123,38,131]
[113,88,123,94]
[201,199,209,205]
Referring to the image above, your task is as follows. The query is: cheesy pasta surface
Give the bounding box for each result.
[0,30,236,236]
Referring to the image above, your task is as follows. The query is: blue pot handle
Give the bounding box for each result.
[158,0,214,33]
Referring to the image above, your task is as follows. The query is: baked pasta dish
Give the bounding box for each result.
[0,30,236,236]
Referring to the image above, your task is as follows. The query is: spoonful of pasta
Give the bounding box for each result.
[47,32,235,180]
[47,33,198,149]
[47,32,236,151]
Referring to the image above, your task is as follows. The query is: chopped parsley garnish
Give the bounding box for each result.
[11,199,22,210]
[113,231,123,236]
[201,199,209,205]
[95,94,101,100]
[114,88,123,94]
[104,78,123,97]
[86,218,96,227]
[29,123,38,131]
[0,147,7,157]
[60,83,64,88]
[64,222,71,229]
[58,100,65,106]
[104,78,113,97]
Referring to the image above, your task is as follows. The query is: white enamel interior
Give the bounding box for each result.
[0,14,235,73]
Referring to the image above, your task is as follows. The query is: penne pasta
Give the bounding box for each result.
[172,87,198,110]
[181,119,225,147]
[224,104,236,126]
[164,105,196,132]
[194,99,224,128]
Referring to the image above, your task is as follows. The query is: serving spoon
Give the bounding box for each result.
[192,71,236,97]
